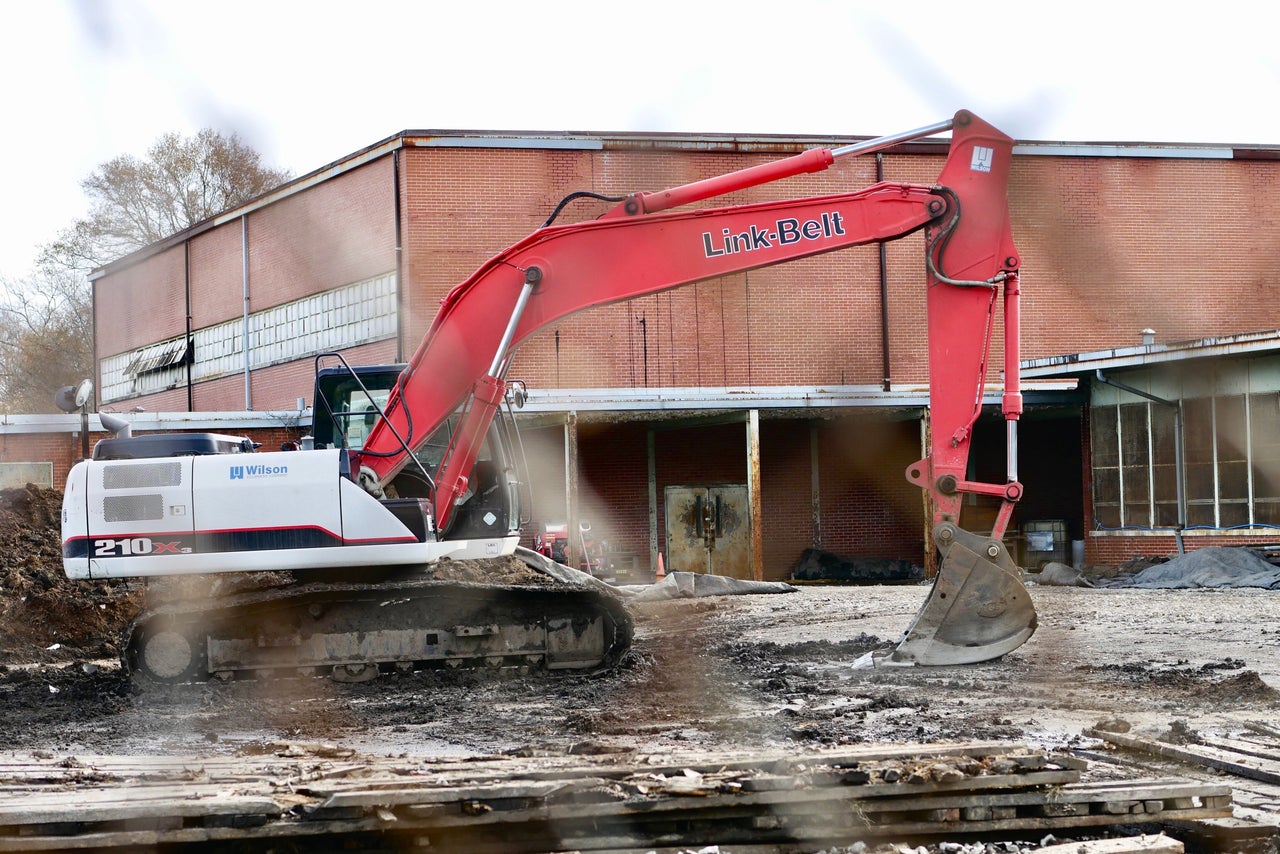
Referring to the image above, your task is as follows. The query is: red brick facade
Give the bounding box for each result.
[47,130,1280,578]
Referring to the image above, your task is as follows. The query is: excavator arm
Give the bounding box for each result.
[359,110,1035,665]
[363,112,1020,523]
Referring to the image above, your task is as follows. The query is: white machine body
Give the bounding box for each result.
[61,448,516,579]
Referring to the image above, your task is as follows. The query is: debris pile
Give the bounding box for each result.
[0,485,142,663]
[791,547,924,583]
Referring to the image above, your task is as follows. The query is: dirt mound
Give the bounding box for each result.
[431,555,553,585]
[0,485,143,663]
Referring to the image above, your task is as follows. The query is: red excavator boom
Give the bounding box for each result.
[361,112,1020,529]
[354,110,1035,665]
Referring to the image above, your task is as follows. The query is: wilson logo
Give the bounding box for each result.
[230,464,289,480]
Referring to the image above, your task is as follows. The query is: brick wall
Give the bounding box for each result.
[189,219,247,328]
[95,137,1280,407]
[95,157,397,413]
[0,432,87,490]
[80,133,1280,573]
[398,146,940,392]
[248,158,395,307]
[815,416,926,562]
[95,244,187,358]
[1087,532,1280,565]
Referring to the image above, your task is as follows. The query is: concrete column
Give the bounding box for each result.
[565,412,579,571]
[747,409,763,581]
[647,427,658,574]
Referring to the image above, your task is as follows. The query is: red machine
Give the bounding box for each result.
[535,522,606,578]
[64,110,1034,680]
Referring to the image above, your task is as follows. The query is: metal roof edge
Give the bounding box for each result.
[0,383,1082,434]
[518,381,1078,413]
[1022,329,1280,378]
[0,411,312,435]
[1013,143,1233,160]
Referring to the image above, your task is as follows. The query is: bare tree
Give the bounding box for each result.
[0,266,93,413]
[3,130,290,411]
[41,129,292,272]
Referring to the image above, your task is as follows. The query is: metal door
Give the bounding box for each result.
[663,484,750,578]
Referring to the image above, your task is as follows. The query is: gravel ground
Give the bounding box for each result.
[3,485,1279,851]
[2,582,1277,760]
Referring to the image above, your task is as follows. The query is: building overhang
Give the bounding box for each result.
[1021,329,1280,379]
[513,381,1080,423]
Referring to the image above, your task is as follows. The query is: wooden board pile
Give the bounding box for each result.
[1084,721,1280,851]
[0,742,1236,852]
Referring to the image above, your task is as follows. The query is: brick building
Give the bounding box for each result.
[12,123,1280,579]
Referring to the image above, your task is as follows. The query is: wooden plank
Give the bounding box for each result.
[0,795,280,826]
[729,806,1232,840]
[0,784,247,809]
[315,771,1165,834]
[1088,729,1280,785]
[1243,720,1280,741]
[1194,734,1280,764]
[317,779,583,809]
[0,816,380,853]
[297,749,1078,800]
[759,779,1224,816]
[0,743,1105,853]
[0,742,1063,790]
[0,782,1235,854]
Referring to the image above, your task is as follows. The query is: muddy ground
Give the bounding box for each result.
[2,485,1279,848]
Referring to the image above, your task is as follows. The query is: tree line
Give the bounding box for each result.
[0,130,290,413]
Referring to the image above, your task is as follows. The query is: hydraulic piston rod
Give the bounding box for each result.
[611,117,958,217]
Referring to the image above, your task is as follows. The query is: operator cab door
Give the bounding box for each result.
[664,484,750,579]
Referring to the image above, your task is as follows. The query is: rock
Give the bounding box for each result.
[1094,717,1132,733]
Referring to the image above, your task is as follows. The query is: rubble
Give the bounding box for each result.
[0,485,142,664]
[1,487,1279,850]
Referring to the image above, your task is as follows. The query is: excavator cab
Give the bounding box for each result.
[310,361,526,541]
[311,364,405,453]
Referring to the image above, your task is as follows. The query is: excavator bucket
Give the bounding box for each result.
[880,523,1036,666]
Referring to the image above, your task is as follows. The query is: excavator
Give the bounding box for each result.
[61,110,1036,682]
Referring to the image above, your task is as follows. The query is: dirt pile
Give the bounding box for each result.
[0,485,142,663]
[0,486,553,668]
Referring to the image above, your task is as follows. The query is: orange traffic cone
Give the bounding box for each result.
[655,552,665,582]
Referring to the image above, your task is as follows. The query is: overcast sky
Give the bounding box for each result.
[3,0,1276,282]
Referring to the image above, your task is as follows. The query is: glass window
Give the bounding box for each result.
[1119,403,1150,527]
[1249,393,1280,501]
[1092,371,1280,532]
[1182,397,1214,505]
[1090,406,1121,527]
[1216,396,1248,503]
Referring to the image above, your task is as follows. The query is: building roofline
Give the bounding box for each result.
[90,126,1271,281]
[1022,329,1280,378]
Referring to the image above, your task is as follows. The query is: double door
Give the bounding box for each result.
[663,484,750,579]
